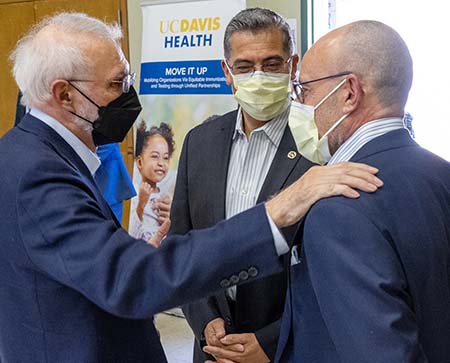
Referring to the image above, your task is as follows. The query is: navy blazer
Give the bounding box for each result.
[170,110,315,362]
[0,114,284,362]
[276,129,450,362]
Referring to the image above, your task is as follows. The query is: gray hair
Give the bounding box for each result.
[224,7,295,59]
[10,12,122,108]
[337,20,413,108]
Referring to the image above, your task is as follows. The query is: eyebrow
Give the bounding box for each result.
[111,72,125,81]
[231,55,286,63]
[111,65,129,80]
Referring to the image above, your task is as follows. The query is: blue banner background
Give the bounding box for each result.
[140,59,232,95]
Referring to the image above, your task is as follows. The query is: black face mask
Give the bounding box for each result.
[69,83,142,146]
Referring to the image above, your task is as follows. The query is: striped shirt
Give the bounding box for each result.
[328,117,405,164]
[225,106,289,299]
[291,117,405,267]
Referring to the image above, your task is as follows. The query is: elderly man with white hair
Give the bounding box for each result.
[0,13,383,362]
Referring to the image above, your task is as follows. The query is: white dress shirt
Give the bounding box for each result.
[30,108,100,175]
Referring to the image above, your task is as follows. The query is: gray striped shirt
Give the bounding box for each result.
[225,107,289,299]
[328,117,405,164]
[226,107,289,218]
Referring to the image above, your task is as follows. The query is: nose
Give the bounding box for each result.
[253,64,264,72]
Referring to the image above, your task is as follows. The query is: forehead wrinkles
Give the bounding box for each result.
[229,29,286,59]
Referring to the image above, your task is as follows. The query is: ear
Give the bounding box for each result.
[290,54,300,80]
[342,74,362,114]
[51,80,74,111]
[136,155,143,171]
[221,59,233,87]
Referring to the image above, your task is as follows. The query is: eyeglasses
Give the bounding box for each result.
[68,71,136,93]
[293,71,352,103]
[226,57,292,75]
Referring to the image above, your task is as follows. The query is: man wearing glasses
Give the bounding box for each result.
[271,20,450,362]
[170,8,311,363]
[171,8,380,363]
[0,11,383,363]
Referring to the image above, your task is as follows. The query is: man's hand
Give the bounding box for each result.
[266,162,383,228]
[204,318,227,348]
[203,333,269,363]
[153,194,171,225]
[147,219,170,248]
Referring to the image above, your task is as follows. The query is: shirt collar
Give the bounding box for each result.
[233,105,290,147]
[328,117,405,164]
[29,108,101,175]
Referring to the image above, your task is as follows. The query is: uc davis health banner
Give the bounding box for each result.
[129,0,245,240]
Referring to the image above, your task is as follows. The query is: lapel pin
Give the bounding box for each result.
[287,151,297,159]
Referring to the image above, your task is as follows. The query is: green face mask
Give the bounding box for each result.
[230,71,291,121]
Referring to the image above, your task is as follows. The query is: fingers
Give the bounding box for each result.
[220,334,249,346]
[203,345,241,361]
[157,209,170,220]
[336,161,379,174]
[216,342,245,352]
[158,194,171,204]
[140,182,152,194]
[211,320,226,340]
[147,235,162,248]
[333,162,383,188]
[154,195,172,223]
[138,182,152,208]
[310,163,383,200]
[159,218,170,235]
[147,219,170,247]
[320,163,383,187]
[205,359,237,363]
[156,201,171,213]
[265,162,384,229]
[204,318,226,346]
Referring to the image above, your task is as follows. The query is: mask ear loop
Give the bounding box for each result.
[321,112,349,140]
[314,78,347,110]
[68,81,101,108]
[67,81,100,125]
[317,78,350,140]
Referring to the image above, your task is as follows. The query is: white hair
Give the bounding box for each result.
[10,12,123,108]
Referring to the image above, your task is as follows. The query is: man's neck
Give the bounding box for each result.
[36,103,96,151]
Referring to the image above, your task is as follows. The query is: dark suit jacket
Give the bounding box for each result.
[276,129,450,363]
[0,114,284,363]
[170,109,315,362]
[14,91,135,222]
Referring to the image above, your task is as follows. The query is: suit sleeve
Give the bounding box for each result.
[17,157,283,319]
[169,129,222,341]
[302,201,428,362]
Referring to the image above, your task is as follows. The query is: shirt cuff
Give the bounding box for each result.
[266,211,289,256]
